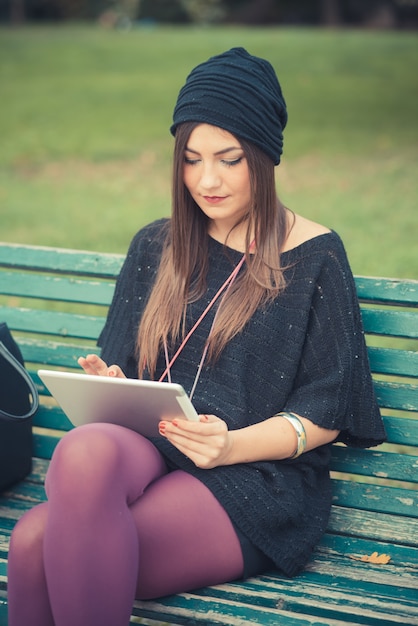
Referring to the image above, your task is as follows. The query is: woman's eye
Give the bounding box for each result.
[222,157,243,167]
[184,157,200,165]
[184,156,243,166]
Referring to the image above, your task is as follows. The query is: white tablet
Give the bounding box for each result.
[38,369,199,438]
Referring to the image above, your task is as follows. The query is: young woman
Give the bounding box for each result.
[8,47,386,626]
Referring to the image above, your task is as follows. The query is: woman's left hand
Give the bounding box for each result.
[77,354,126,379]
[159,414,234,469]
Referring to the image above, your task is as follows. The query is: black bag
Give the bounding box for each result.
[0,322,39,492]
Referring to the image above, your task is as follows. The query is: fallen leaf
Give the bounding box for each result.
[349,551,391,564]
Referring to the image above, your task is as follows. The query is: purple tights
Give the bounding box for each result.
[7,423,244,626]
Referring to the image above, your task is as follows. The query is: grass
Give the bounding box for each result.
[0,24,417,278]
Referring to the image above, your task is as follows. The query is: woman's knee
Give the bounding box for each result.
[9,503,48,561]
[45,424,123,497]
[45,423,167,504]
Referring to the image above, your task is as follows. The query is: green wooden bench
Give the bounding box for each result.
[0,241,417,626]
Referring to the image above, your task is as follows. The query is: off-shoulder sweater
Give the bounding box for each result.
[98,219,386,577]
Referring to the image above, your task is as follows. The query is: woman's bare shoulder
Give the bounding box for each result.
[282,211,331,253]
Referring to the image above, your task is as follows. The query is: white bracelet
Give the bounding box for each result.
[276,412,307,459]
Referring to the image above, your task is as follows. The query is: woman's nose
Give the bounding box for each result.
[199,164,221,189]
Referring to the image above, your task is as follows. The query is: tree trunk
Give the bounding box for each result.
[320,0,342,26]
[10,0,25,25]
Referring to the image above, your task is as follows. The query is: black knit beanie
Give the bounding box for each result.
[170,47,287,165]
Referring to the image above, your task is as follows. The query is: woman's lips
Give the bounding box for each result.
[203,196,227,204]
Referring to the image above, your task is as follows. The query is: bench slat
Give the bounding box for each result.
[316,533,418,572]
[0,243,123,278]
[0,307,105,341]
[32,405,73,431]
[29,390,418,449]
[373,380,418,411]
[0,483,46,512]
[33,433,63,460]
[361,308,418,338]
[383,415,418,446]
[330,446,418,483]
[327,506,418,547]
[19,411,409,449]
[22,342,100,368]
[368,346,418,378]
[29,411,418,456]
[132,594,365,626]
[3,288,418,340]
[354,276,418,305]
[0,271,115,306]
[331,479,418,516]
[31,413,418,448]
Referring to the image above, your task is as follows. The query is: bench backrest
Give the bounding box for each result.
[0,242,417,547]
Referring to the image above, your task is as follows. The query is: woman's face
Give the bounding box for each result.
[183,124,252,238]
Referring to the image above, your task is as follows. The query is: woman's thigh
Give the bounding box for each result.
[131,469,244,599]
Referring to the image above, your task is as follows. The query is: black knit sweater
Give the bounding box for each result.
[98,219,386,577]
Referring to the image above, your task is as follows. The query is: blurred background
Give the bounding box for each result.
[3,0,418,28]
[1,0,417,279]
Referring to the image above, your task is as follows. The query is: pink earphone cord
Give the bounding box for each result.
[160,245,252,400]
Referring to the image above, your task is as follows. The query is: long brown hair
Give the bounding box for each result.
[137,121,289,378]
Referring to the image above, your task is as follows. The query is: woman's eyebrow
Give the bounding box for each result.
[185,146,242,156]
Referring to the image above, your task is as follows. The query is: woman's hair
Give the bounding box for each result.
[136,121,289,378]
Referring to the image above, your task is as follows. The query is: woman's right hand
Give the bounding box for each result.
[77,354,126,379]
